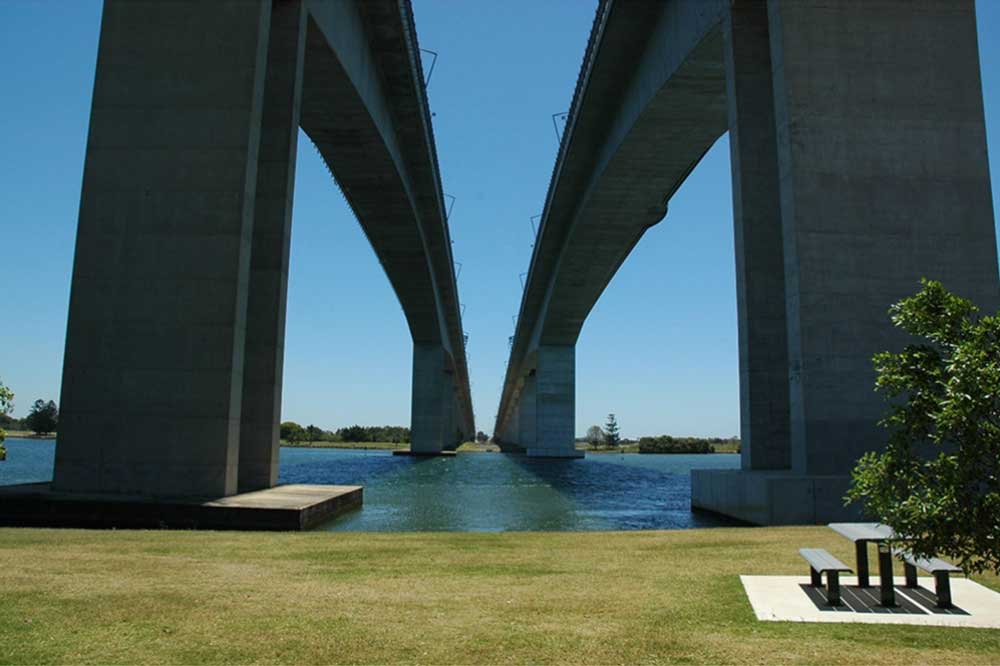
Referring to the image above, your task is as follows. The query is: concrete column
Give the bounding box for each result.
[53,0,271,497]
[527,345,582,458]
[768,0,1000,475]
[724,0,790,471]
[239,0,307,492]
[517,373,537,448]
[411,343,448,453]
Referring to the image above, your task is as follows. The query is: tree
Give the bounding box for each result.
[604,414,620,449]
[476,431,488,443]
[0,379,12,456]
[847,280,1000,575]
[305,424,322,444]
[25,399,57,435]
[280,421,305,444]
[585,425,605,448]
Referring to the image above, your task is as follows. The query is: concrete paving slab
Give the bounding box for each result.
[0,483,361,531]
[392,450,457,457]
[742,576,1000,628]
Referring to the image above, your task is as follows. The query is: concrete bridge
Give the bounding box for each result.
[494,0,999,523]
[53,0,474,499]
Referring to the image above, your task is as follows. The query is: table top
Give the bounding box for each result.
[828,522,896,542]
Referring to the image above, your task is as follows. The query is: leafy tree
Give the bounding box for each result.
[585,425,604,448]
[847,280,1000,575]
[476,431,488,443]
[339,424,368,442]
[305,424,322,443]
[25,399,57,435]
[280,421,305,444]
[604,414,620,449]
[0,379,12,456]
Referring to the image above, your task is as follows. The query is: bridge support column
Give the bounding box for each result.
[517,374,537,449]
[725,0,790,473]
[53,0,272,497]
[239,0,307,492]
[526,346,582,458]
[410,343,452,454]
[694,0,999,524]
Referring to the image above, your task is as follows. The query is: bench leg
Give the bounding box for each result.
[904,562,918,588]
[826,571,842,606]
[934,572,953,609]
[878,545,896,606]
[810,566,822,587]
[856,542,870,587]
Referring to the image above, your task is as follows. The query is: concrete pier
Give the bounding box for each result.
[527,346,581,458]
[410,343,453,454]
[54,0,272,497]
[239,0,306,493]
[0,483,362,531]
[694,0,1000,523]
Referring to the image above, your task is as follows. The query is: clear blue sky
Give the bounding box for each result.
[2,1,999,439]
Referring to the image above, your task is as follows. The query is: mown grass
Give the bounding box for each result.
[0,527,997,664]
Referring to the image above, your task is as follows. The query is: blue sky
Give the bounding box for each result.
[1,1,999,439]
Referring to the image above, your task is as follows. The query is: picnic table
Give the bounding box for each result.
[828,522,897,606]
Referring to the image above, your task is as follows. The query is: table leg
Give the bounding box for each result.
[855,541,870,587]
[878,543,896,606]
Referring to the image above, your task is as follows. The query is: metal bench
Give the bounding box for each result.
[896,551,963,608]
[800,548,852,606]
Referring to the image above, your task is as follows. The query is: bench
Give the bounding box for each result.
[800,548,852,606]
[896,551,963,608]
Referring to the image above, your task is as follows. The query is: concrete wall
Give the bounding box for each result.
[410,343,449,453]
[528,346,580,458]
[725,0,790,471]
[517,374,537,448]
[768,0,1000,476]
[239,0,307,493]
[54,0,271,497]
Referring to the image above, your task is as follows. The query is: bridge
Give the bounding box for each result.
[52,0,474,499]
[494,0,999,523]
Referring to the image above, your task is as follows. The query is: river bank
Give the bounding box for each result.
[1,526,996,664]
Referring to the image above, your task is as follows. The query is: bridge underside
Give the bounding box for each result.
[498,0,999,523]
[53,0,472,498]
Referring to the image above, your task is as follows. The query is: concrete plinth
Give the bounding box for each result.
[0,483,362,531]
[691,469,858,525]
[392,449,457,457]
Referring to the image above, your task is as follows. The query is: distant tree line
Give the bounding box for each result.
[637,435,740,454]
[0,393,59,437]
[280,421,410,444]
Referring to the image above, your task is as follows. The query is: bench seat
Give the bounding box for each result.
[896,550,963,608]
[800,548,852,605]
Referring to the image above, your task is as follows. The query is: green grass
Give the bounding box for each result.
[0,527,997,664]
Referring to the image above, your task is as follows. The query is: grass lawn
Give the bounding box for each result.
[1,527,998,664]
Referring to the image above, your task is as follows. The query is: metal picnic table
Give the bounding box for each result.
[828,522,898,606]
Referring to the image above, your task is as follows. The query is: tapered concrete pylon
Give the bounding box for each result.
[53,0,273,498]
[239,0,307,493]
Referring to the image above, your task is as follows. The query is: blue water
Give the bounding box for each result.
[0,438,740,531]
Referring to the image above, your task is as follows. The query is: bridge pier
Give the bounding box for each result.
[694,0,1000,523]
[53,0,273,497]
[410,343,456,454]
[525,346,581,458]
[239,0,307,492]
[517,374,537,449]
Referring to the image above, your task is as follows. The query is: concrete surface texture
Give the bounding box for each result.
[742,576,1000,628]
[0,482,362,531]
[496,0,999,523]
[54,0,473,499]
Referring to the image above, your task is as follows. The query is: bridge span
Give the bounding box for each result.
[53,0,473,499]
[494,0,999,524]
